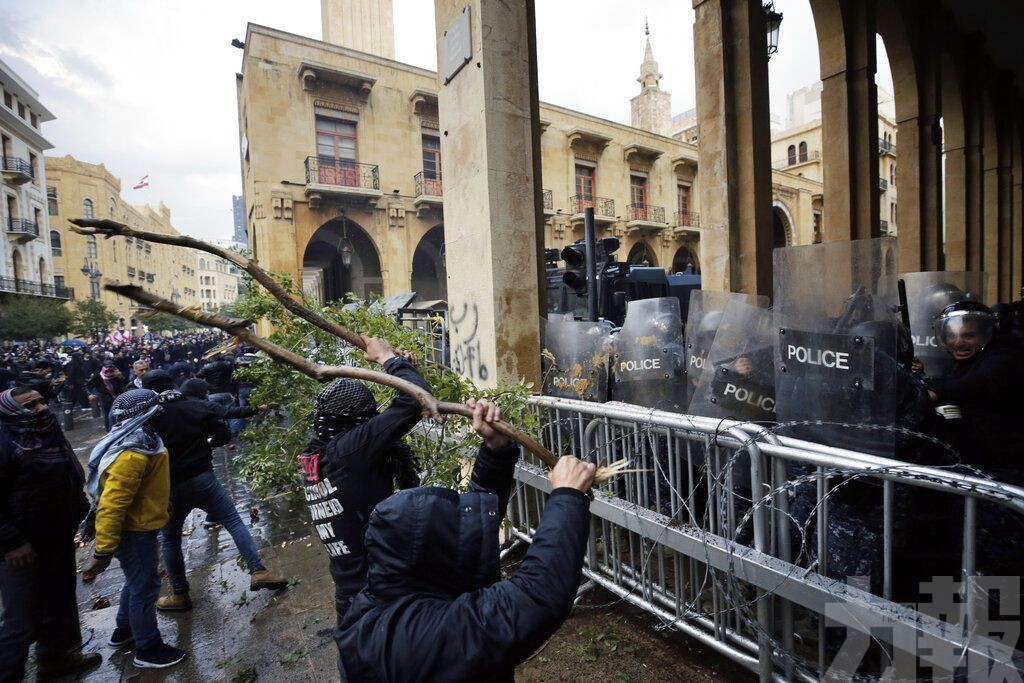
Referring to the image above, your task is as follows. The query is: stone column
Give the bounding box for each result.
[434,0,542,387]
[982,111,1000,303]
[692,0,773,296]
[963,40,985,274]
[1013,120,1024,297]
[818,0,880,242]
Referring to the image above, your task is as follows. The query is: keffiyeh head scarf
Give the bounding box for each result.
[86,389,164,498]
[0,389,82,481]
[313,378,378,442]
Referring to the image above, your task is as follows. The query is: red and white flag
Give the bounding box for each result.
[132,175,150,190]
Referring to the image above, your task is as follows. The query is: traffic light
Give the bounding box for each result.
[560,237,621,295]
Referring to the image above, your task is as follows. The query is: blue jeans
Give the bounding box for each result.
[114,530,163,651]
[228,386,252,436]
[208,392,234,409]
[0,540,82,682]
[159,470,264,594]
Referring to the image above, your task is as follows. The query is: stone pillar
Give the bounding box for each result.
[996,82,1015,302]
[692,0,773,296]
[434,0,542,388]
[321,0,396,59]
[817,0,880,242]
[1013,119,1024,298]
[944,144,968,270]
[982,102,1000,303]
[963,40,985,274]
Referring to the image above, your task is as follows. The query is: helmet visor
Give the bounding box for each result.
[933,311,994,353]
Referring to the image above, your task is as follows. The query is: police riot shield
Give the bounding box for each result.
[901,271,985,379]
[611,297,687,411]
[773,238,901,456]
[689,300,776,423]
[541,317,613,402]
[683,291,768,405]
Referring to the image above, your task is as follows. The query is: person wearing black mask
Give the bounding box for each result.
[139,371,285,611]
[296,336,427,646]
[0,387,99,681]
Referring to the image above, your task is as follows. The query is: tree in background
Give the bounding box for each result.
[70,299,119,342]
[143,312,198,334]
[0,295,74,342]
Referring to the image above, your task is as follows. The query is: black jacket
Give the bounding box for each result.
[148,393,232,485]
[336,442,591,682]
[197,358,235,394]
[299,357,430,595]
[928,340,1024,482]
[0,421,90,555]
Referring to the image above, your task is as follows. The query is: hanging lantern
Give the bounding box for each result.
[765,2,783,60]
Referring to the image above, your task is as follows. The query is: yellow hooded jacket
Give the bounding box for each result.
[94,447,170,556]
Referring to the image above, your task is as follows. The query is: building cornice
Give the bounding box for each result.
[0,106,52,151]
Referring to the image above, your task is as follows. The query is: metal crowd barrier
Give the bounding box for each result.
[507,396,1024,682]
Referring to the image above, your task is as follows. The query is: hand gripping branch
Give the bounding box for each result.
[70,218,627,485]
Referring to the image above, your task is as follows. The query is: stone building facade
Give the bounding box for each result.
[0,58,67,301]
[235,17,821,314]
[197,246,241,313]
[45,155,200,328]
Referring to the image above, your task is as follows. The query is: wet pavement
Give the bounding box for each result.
[16,409,340,682]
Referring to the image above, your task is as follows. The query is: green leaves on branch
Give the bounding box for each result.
[230,279,536,497]
[69,299,119,340]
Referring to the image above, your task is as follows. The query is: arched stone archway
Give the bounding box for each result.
[671,243,699,274]
[410,224,447,301]
[627,241,658,267]
[302,217,382,304]
[772,202,795,248]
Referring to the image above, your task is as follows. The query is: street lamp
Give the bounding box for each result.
[765,2,783,60]
[80,258,102,300]
[338,217,354,267]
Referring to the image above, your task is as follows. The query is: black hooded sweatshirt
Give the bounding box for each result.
[298,357,430,597]
[336,443,592,682]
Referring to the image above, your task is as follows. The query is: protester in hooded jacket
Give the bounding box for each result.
[336,399,596,682]
[139,371,286,611]
[296,336,428,638]
[80,389,188,670]
[85,360,128,431]
[0,387,99,682]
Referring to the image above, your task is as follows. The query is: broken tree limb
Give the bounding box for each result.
[69,217,365,349]
[100,281,637,482]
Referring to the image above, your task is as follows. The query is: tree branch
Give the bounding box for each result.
[69,217,365,349]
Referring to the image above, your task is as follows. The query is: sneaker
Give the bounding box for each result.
[133,642,187,669]
[37,651,102,680]
[156,592,192,611]
[107,626,134,647]
[249,568,288,591]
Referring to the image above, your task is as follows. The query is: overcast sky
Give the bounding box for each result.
[0,0,892,242]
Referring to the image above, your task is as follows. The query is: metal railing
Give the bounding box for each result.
[414,171,443,197]
[6,217,39,238]
[543,189,553,211]
[878,138,897,155]
[0,276,73,299]
[47,186,58,215]
[674,211,700,228]
[772,150,820,169]
[880,219,890,234]
[507,396,1024,682]
[627,204,666,224]
[880,177,890,192]
[305,156,380,191]
[570,194,615,217]
[1,156,33,179]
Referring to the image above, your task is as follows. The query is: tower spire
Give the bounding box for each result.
[638,19,661,90]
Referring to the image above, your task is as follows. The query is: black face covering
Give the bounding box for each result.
[314,412,372,442]
[313,379,377,442]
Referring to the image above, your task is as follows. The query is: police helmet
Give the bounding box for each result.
[932,301,995,353]
[922,282,968,319]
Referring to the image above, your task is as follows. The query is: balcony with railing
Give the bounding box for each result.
[625,204,666,232]
[879,177,889,192]
[304,156,382,207]
[772,150,821,169]
[413,171,443,216]
[1,156,33,185]
[878,138,897,156]
[570,195,615,223]
[673,211,701,231]
[0,277,73,299]
[542,189,554,215]
[6,217,39,242]
[47,186,58,215]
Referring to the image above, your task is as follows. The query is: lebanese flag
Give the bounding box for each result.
[132,175,150,190]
